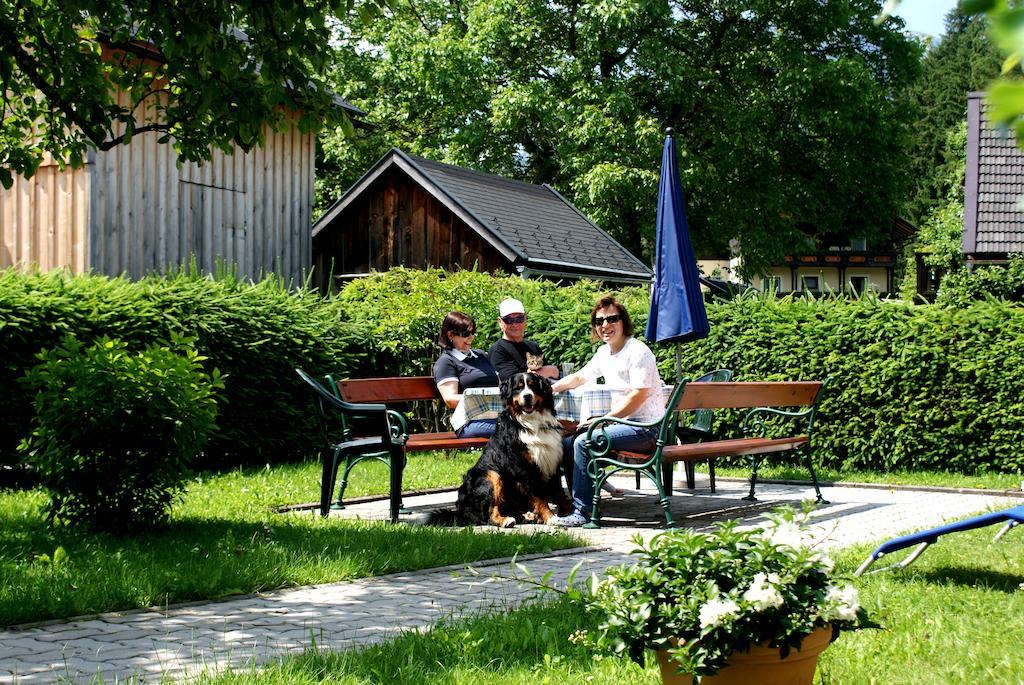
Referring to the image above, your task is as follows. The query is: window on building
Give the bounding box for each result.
[761,276,782,293]
[800,275,820,292]
[850,237,867,251]
[849,276,868,295]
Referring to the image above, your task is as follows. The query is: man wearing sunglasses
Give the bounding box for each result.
[488,298,561,382]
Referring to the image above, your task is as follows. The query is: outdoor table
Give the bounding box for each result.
[454,384,674,428]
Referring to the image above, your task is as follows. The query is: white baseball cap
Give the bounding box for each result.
[498,298,525,318]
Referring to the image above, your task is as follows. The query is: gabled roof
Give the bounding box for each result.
[313,148,652,282]
[964,91,1024,257]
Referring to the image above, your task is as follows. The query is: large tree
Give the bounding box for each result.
[904,11,1001,224]
[0,0,357,188]
[320,0,920,274]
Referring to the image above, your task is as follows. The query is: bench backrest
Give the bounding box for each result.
[337,376,440,403]
[674,381,823,410]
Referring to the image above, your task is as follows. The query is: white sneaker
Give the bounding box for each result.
[549,511,590,527]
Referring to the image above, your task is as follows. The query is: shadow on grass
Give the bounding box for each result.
[0,511,576,627]
[910,565,1024,593]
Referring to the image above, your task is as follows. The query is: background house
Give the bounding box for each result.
[1,46,363,284]
[699,219,915,297]
[312,148,653,292]
[963,90,1024,268]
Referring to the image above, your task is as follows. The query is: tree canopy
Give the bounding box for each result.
[0,0,356,188]
[904,11,1000,224]
[321,0,921,274]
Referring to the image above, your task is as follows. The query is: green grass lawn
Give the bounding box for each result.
[200,527,1024,684]
[0,454,580,627]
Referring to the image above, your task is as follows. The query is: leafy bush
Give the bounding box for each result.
[935,254,1024,306]
[673,292,1024,475]
[3,267,1023,477]
[0,268,364,468]
[19,336,222,532]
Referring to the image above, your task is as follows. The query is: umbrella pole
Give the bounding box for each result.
[675,344,682,383]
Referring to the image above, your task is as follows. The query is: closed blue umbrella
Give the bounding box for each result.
[645,129,709,378]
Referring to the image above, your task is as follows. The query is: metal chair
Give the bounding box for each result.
[295,368,408,523]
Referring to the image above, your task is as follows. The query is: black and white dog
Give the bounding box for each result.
[432,372,570,527]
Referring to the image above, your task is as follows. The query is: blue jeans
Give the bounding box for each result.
[563,424,657,517]
[456,419,496,438]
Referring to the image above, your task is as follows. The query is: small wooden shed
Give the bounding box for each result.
[312,148,652,291]
[1,91,363,284]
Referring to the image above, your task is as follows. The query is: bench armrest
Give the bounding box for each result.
[583,414,663,460]
[386,409,410,444]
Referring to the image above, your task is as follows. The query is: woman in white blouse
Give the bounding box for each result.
[549,296,665,527]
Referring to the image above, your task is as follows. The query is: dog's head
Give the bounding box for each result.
[500,372,554,416]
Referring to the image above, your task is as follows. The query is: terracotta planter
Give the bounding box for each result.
[656,625,833,685]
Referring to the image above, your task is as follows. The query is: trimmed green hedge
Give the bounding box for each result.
[338,269,1024,475]
[0,268,363,468]
[2,267,1022,475]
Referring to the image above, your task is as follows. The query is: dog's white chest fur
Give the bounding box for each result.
[516,411,563,479]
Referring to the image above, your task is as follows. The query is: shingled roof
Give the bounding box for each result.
[313,148,652,282]
[964,91,1024,261]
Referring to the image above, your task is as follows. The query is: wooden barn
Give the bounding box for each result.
[1,69,362,284]
[312,148,652,291]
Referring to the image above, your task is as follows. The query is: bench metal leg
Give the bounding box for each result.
[585,468,605,529]
[742,455,760,501]
[803,445,829,504]
[388,446,406,524]
[709,459,716,493]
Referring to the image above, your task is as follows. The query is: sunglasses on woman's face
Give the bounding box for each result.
[592,314,622,327]
[501,314,526,324]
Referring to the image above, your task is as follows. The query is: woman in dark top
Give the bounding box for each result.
[432,311,499,438]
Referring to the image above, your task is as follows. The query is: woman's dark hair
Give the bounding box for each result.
[438,311,477,349]
[589,295,634,342]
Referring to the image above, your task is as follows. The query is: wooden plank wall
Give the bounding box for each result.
[0,159,90,272]
[2,89,314,283]
[89,91,314,283]
[313,169,507,291]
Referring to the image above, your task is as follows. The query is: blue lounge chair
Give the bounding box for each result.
[854,505,1024,576]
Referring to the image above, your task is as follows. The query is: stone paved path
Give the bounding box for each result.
[1,476,1018,684]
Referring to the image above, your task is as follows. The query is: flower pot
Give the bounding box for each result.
[656,625,833,685]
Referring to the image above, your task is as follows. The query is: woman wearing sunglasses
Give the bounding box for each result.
[549,296,664,527]
[433,311,500,438]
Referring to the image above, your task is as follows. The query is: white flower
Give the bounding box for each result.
[763,519,809,549]
[823,584,860,622]
[699,598,741,629]
[742,572,785,611]
[810,549,836,573]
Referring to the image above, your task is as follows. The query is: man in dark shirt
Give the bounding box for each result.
[488,298,561,382]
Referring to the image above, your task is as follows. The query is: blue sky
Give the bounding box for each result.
[890,0,960,37]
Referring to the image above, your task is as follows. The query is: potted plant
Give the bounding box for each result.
[567,507,875,684]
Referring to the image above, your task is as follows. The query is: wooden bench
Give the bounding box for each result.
[336,376,492,451]
[586,379,831,528]
[325,376,491,520]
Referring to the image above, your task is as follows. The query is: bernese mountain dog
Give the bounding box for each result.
[432,372,571,528]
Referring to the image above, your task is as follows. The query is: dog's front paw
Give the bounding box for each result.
[522,511,538,523]
[500,517,516,528]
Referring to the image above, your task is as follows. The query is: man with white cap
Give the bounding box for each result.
[488,298,560,382]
